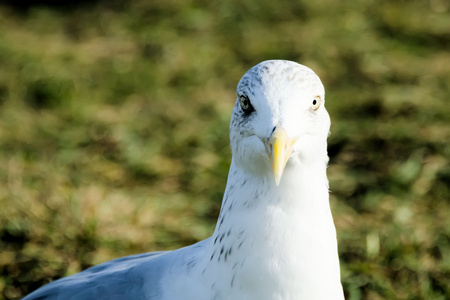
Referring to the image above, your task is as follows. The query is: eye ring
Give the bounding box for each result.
[239,95,254,115]
[311,96,321,111]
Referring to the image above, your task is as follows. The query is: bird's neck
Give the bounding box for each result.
[200,159,344,299]
[216,158,334,232]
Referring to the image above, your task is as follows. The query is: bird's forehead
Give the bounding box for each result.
[237,60,324,98]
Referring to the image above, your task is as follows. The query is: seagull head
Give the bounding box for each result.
[229,60,331,185]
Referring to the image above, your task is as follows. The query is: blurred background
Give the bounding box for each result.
[0,0,449,299]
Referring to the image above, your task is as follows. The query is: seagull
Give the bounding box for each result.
[24,60,344,300]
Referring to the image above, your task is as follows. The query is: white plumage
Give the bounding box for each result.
[25,60,344,300]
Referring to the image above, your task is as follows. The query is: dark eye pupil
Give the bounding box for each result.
[312,99,317,105]
[239,96,254,115]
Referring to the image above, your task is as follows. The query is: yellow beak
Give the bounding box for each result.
[266,126,296,186]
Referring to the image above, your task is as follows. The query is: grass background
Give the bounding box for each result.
[0,0,449,299]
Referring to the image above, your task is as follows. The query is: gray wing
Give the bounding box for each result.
[23,239,209,300]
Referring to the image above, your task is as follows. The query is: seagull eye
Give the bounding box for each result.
[311,96,321,111]
[239,95,254,115]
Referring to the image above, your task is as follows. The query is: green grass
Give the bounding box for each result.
[0,0,449,299]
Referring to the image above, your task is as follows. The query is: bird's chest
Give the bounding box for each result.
[207,212,339,300]
[201,238,298,297]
